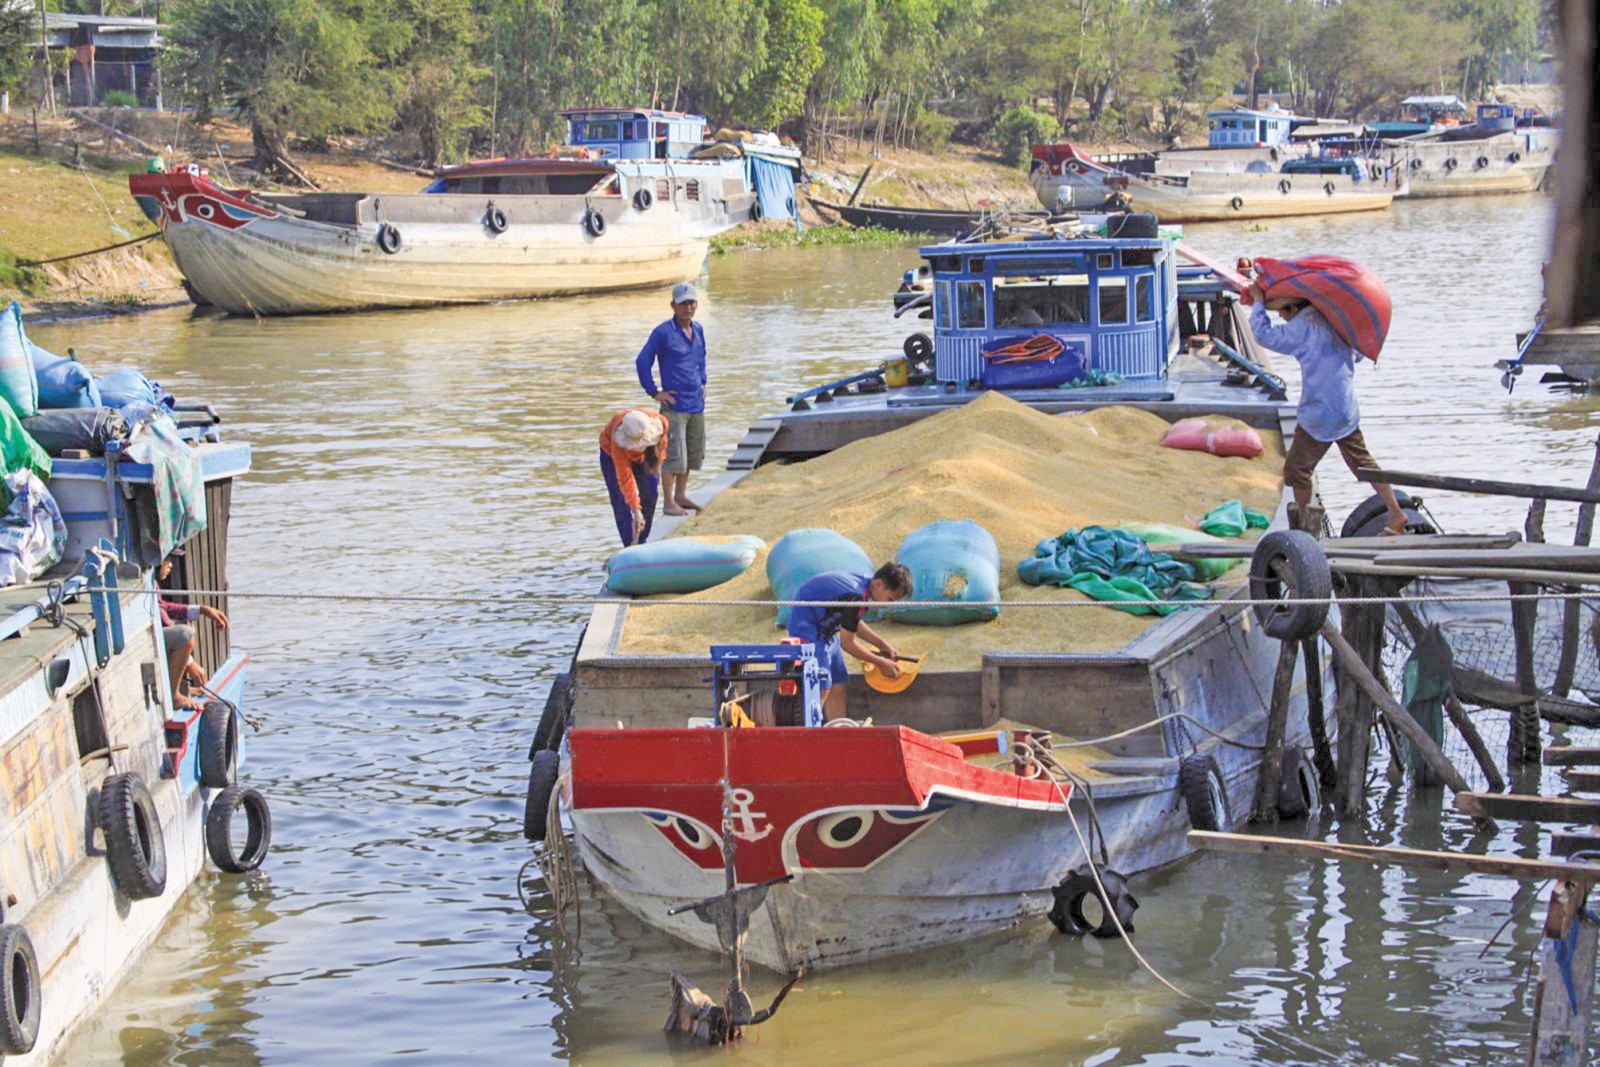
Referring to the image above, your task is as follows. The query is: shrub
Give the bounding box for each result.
[994,106,1060,168]
[906,109,955,152]
[102,89,139,108]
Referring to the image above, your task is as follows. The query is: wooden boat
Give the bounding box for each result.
[1388,104,1556,199]
[128,108,798,316]
[525,219,1345,973]
[1032,143,1397,222]
[808,195,1057,236]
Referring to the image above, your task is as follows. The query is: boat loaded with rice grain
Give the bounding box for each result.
[522,213,1367,974]
[0,310,267,1063]
[129,108,802,316]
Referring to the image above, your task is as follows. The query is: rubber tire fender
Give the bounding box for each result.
[903,332,934,362]
[205,786,272,873]
[1444,157,1458,170]
[1370,164,1384,181]
[1339,490,1429,538]
[584,208,606,237]
[485,205,509,234]
[198,701,237,789]
[1475,155,1489,169]
[376,222,402,253]
[1278,178,1292,195]
[1179,754,1228,832]
[1047,867,1139,938]
[531,673,574,757]
[1410,157,1423,170]
[1248,529,1332,641]
[750,197,763,223]
[100,772,168,900]
[1508,151,1522,164]
[0,924,40,1055]
[1229,196,1245,211]
[1277,744,1321,818]
[523,749,562,842]
[1323,181,1336,196]
[633,187,653,211]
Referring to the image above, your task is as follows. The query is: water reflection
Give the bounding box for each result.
[41,193,1596,1065]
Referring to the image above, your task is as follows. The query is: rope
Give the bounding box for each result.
[17,231,159,267]
[1052,711,1267,752]
[88,586,1600,610]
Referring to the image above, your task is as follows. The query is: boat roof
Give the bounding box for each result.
[433,157,612,179]
[1401,94,1467,110]
[1208,106,1296,120]
[558,107,704,121]
[918,235,1164,258]
[1290,123,1370,139]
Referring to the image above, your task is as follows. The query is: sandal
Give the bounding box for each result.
[1379,524,1411,537]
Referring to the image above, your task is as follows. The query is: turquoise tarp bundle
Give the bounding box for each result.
[1198,499,1271,538]
[0,302,42,419]
[1019,525,1211,616]
[606,535,765,595]
[884,519,1001,626]
[766,528,873,627]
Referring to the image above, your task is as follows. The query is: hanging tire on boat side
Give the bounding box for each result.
[1508,151,1522,164]
[1444,157,1458,170]
[531,673,575,756]
[903,332,934,362]
[1278,179,1292,195]
[1410,157,1423,170]
[1340,490,1431,538]
[1248,530,1331,641]
[377,223,402,254]
[0,923,40,1055]
[1229,196,1244,211]
[99,772,167,900]
[1179,754,1228,832]
[485,205,509,234]
[1475,155,1489,169]
[198,701,238,788]
[523,749,562,842]
[1322,181,1336,196]
[633,187,653,211]
[584,208,607,237]
[205,786,272,873]
[1277,745,1321,818]
[1048,867,1139,938]
[1370,164,1384,181]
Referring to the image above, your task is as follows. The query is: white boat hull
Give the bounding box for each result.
[1035,167,1396,222]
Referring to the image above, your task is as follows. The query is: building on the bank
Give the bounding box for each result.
[31,11,166,109]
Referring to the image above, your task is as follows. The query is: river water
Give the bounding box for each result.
[36,192,1592,1065]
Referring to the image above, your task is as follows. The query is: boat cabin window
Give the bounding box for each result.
[968,257,985,273]
[1122,249,1156,268]
[994,274,1090,326]
[583,121,625,141]
[930,256,960,272]
[1097,253,1114,270]
[657,178,671,200]
[1098,277,1129,325]
[1135,274,1154,323]
[957,281,987,329]
[935,281,953,329]
[685,179,700,201]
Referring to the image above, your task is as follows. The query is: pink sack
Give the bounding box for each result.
[1162,418,1265,459]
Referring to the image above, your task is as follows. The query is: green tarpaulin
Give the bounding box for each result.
[1019,525,1211,616]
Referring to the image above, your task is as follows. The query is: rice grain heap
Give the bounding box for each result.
[617,393,1285,670]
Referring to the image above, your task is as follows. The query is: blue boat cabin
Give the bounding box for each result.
[560,108,708,160]
[924,236,1179,389]
[1207,108,1295,148]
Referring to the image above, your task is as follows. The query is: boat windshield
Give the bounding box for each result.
[995,274,1090,326]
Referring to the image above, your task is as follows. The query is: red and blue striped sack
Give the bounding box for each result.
[1253,255,1392,361]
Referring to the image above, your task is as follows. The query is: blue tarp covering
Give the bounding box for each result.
[750,155,797,221]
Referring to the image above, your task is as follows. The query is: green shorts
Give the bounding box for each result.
[661,408,706,474]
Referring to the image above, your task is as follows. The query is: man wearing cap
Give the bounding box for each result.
[635,281,707,516]
[598,408,670,546]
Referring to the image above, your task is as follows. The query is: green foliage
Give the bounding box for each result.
[710,223,920,253]
[0,3,33,98]
[995,106,1059,167]
[102,89,141,109]
[906,108,955,151]
[0,252,47,299]
[735,0,825,129]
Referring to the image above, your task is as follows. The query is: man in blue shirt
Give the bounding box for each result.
[1248,285,1408,534]
[636,281,707,516]
[787,563,913,721]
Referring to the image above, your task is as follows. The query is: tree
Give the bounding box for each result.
[168,0,403,175]
[643,0,769,116]
[390,0,487,166]
[735,0,825,130]
[0,2,35,102]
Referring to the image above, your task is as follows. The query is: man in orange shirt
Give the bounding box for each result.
[599,409,670,546]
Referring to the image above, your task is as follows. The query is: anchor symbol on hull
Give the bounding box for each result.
[727,787,771,842]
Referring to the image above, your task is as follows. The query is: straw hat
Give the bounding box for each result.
[613,410,663,451]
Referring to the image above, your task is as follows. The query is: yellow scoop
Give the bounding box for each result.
[862,654,926,695]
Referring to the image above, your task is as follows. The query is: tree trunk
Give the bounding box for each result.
[250,121,293,178]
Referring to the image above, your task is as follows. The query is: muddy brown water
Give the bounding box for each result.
[36,193,1594,1065]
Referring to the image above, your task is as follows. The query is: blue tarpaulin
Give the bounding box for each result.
[750,155,798,221]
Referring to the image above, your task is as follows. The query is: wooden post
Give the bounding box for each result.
[1253,640,1299,823]
[1510,580,1543,766]
[1530,880,1597,1066]
[1445,692,1506,792]
[1335,578,1380,816]
[1555,433,1600,697]
[1301,637,1337,789]
[1322,621,1473,795]
[846,164,874,206]
[1528,499,1549,544]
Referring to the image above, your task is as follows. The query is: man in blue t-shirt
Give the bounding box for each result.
[636,281,708,517]
[1248,283,1409,535]
[787,563,913,721]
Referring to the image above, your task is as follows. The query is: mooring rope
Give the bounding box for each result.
[16,230,159,267]
[1052,711,1267,752]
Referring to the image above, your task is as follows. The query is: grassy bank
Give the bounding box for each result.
[711,221,921,254]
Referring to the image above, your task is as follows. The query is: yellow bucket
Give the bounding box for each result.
[883,359,910,388]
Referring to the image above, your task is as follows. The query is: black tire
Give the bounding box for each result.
[1277,745,1321,818]
[1249,530,1332,641]
[633,187,653,211]
[1278,179,1292,194]
[750,198,763,223]
[377,223,402,253]
[485,206,508,234]
[523,749,561,842]
[584,208,606,237]
[1229,196,1244,211]
[531,673,574,756]
[903,332,934,362]
[198,701,237,789]
[1048,867,1138,938]
[1104,212,1159,238]
[1410,157,1423,170]
[1475,155,1489,169]
[1340,490,1422,538]
[1444,157,1458,170]
[205,786,272,873]
[100,772,167,900]
[1508,151,1522,164]
[1179,755,1228,832]
[0,924,39,1055]
[1369,165,1384,181]
[1323,181,1336,196]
